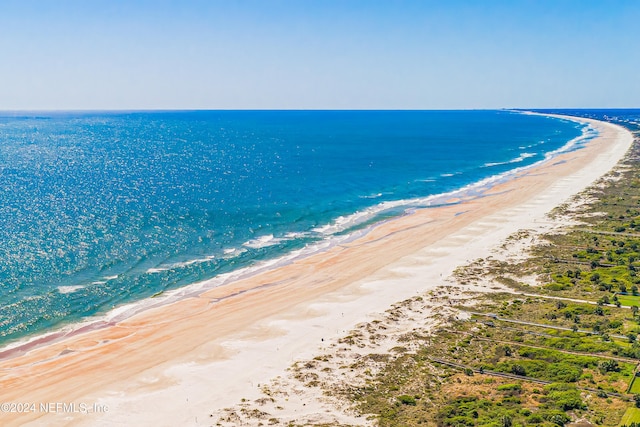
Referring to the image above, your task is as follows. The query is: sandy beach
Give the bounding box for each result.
[0,115,634,426]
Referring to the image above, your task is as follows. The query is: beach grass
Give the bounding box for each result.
[209,123,639,427]
[337,132,640,426]
[4,117,635,427]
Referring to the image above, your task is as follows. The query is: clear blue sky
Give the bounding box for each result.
[0,0,638,110]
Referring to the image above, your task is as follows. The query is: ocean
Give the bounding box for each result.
[0,110,593,348]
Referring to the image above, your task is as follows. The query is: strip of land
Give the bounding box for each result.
[0,115,633,426]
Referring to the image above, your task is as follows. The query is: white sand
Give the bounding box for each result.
[0,116,632,427]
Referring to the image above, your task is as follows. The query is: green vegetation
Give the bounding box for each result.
[340,131,640,426]
[434,385,575,426]
[617,294,640,308]
[621,407,640,426]
[629,375,640,394]
[397,395,418,406]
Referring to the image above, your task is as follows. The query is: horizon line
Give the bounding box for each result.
[0,107,637,113]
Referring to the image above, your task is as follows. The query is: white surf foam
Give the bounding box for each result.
[57,285,85,294]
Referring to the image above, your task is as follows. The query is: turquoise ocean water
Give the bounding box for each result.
[0,110,593,348]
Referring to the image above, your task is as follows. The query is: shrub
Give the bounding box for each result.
[511,364,526,376]
[497,384,522,392]
[544,382,574,392]
[445,416,475,426]
[546,283,567,291]
[610,319,623,328]
[547,363,582,382]
[397,394,416,406]
[540,409,571,426]
[544,384,585,411]
[599,359,620,373]
[527,414,544,424]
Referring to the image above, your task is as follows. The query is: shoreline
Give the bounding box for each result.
[0,114,634,426]
[0,111,593,359]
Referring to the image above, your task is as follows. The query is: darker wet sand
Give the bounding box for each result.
[0,115,633,426]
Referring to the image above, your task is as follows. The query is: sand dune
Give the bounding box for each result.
[0,115,633,426]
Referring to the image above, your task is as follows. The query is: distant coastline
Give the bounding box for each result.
[0,110,588,353]
[0,112,634,426]
[0,111,588,347]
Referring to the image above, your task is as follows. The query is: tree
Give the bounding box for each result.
[599,359,620,373]
[635,394,640,408]
[503,346,512,357]
[501,415,513,427]
[511,364,526,376]
[632,306,639,317]
[549,413,570,426]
